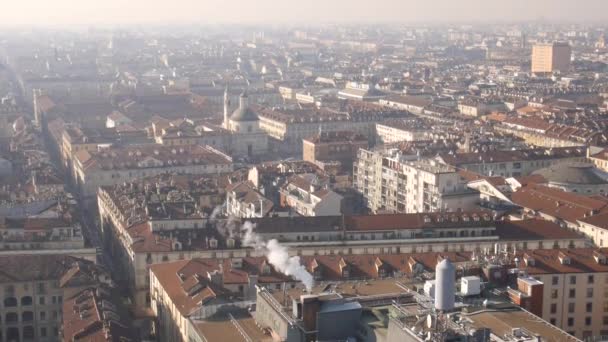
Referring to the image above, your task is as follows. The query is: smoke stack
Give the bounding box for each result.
[300,294,321,332]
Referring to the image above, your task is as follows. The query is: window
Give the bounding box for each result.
[5,313,17,323]
[589,275,595,284]
[40,327,47,337]
[551,289,558,299]
[587,288,594,298]
[570,275,577,285]
[551,303,557,314]
[550,318,556,325]
[569,289,576,298]
[39,296,45,305]
[552,276,559,285]
[40,311,46,321]
[20,296,32,306]
[3,297,17,307]
[586,317,592,326]
[603,316,608,325]
[568,303,575,313]
[22,311,33,322]
[587,302,593,313]
[23,326,34,339]
[568,317,574,327]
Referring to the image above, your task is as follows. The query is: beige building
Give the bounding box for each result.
[72,144,233,200]
[257,101,402,154]
[532,42,572,74]
[0,255,110,342]
[437,147,586,178]
[375,120,430,144]
[514,248,608,341]
[225,181,275,218]
[589,147,608,172]
[279,174,343,216]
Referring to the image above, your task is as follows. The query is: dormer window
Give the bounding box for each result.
[523,253,535,266]
[594,250,607,265]
[558,252,571,265]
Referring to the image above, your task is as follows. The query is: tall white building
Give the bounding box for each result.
[353,148,478,213]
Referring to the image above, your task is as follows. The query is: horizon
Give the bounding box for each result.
[2,0,608,28]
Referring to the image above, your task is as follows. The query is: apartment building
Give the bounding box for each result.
[0,217,96,261]
[497,117,600,148]
[514,248,608,340]
[257,101,403,154]
[226,181,275,218]
[457,96,506,117]
[589,147,608,172]
[59,125,151,179]
[437,147,586,178]
[378,95,432,115]
[302,131,368,170]
[375,119,431,144]
[0,255,111,342]
[532,42,572,74]
[149,257,298,342]
[279,174,343,216]
[72,144,233,200]
[353,148,478,213]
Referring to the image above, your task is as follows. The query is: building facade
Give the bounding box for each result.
[531,42,572,74]
[354,148,478,213]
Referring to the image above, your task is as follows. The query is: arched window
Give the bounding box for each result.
[4,297,17,307]
[20,296,32,306]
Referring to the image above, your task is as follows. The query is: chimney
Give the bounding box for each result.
[299,294,321,332]
[207,269,223,287]
[259,199,264,217]
[247,274,259,299]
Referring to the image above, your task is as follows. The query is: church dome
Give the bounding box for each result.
[230,92,258,122]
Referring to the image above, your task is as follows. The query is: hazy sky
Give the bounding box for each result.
[2,0,608,27]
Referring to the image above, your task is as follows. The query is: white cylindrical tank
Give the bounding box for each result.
[435,259,455,311]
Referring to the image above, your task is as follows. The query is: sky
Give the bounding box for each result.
[2,0,608,27]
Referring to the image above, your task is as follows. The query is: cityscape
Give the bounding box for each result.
[1,1,608,341]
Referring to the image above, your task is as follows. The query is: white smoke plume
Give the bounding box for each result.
[241,221,314,291]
